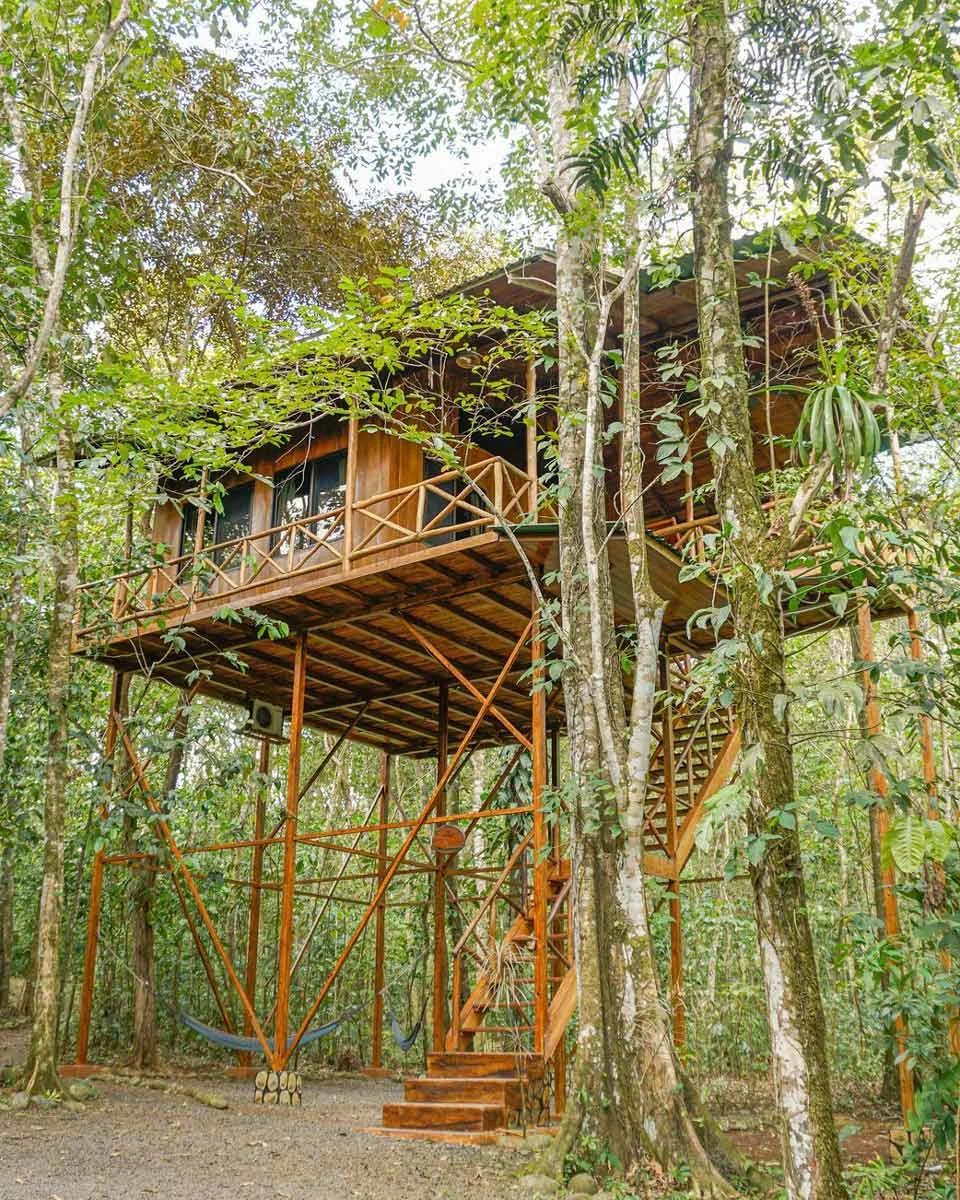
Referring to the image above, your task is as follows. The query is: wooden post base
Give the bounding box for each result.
[254,1069,302,1105]
[60,1063,106,1079]
[225,1065,261,1080]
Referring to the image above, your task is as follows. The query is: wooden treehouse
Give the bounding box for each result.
[69,244,877,1135]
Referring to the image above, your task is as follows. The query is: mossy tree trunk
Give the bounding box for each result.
[538,54,739,1193]
[0,426,28,1013]
[25,349,78,1095]
[688,5,845,1199]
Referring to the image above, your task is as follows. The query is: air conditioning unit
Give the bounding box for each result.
[245,699,285,740]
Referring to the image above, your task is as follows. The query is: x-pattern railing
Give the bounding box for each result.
[74,456,536,645]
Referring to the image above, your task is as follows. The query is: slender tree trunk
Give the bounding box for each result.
[25,349,78,1094]
[688,5,845,1199]
[0,433,28,1012]
[125,692,188,1069]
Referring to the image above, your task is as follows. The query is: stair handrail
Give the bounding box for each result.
[450,827,533,1048]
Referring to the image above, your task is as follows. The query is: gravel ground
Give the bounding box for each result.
[0,1025,529,1200]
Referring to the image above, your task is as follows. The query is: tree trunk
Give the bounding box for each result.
[541,146,737,1190]
[124,692,188,1069]
[688,5,845,1199]
[25,349,78,1094]
[0,434,28,1012]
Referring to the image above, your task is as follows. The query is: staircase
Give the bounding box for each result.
[380,854,574,1135]
[381,1051,545,1133]
[643,658,736,859]
[379,653,740,1138]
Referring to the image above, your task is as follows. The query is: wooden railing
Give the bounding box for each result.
[74,456,536,645]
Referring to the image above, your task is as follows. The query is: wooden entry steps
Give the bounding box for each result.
[381,1051,544,1133]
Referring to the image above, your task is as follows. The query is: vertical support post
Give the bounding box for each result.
[907,609,958,1056]
[907,609,938,804]
[525,359,538,516]
[371,752,390,1069]
[188,467,208,607]
[344,418,358,567]
[76,670,125,1064]
[432,680,449,1052]
[274,631,308,1069]
[239,738,271,1067]
[531,589,548,1057]
[661,655,685,1049]
[549,725,566,1113]
[857,604,915,1119]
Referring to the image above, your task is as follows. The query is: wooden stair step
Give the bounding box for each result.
[427,1051,543,1079]
[405,1076,524,1106]
[382,1101,505,1131]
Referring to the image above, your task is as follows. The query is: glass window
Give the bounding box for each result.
[216,483,253,545]
[180,482,253,573]
[272,451,347,553]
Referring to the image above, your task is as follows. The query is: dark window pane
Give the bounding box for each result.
[311,450,347,517]
[216,483,253,544]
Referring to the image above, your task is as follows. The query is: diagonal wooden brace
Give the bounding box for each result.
[401,618,533,751]
[116,718,273,1061]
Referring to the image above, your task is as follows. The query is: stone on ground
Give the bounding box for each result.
[519,1174,558,1196]
[524,1133,553,1150]
[567,1173,598,1195]
[10,1091,30,1110]
[68,1080,98,1102]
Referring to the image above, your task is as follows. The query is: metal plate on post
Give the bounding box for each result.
[432,825,465,855]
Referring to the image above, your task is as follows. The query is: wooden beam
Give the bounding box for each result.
[169,871,236,1034]
[433,680,449,1053]
[674,726,741,874]
[402,619,533,751]
[857,603,915,1120]
[372,753,390,1069]
[239,739,270,1066]
[531,591,548,1057]
[274,631,308,1069]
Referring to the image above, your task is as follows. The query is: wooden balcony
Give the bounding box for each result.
[74,456,538,653]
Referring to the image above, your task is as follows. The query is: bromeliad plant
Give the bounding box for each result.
[794,345,883,473]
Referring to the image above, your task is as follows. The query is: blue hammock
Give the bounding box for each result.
[179,1006,361,1054]
[389,1002,427,1053]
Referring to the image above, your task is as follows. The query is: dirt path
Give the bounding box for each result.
[1,1024,527,1200]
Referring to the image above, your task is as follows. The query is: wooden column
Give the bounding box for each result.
[344,418,358,566]
[531,594,548,1057]
[371,752,391,1068]
[75,669,126,1064]
[274,631,308,1069]
[432,680,449,1052]
[857,604,915,1119]
[239,738,271,1067]
[525,359,538,515]
[549,725,566,1113]
[907,609,958,1056]
[661,656,685,1048]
